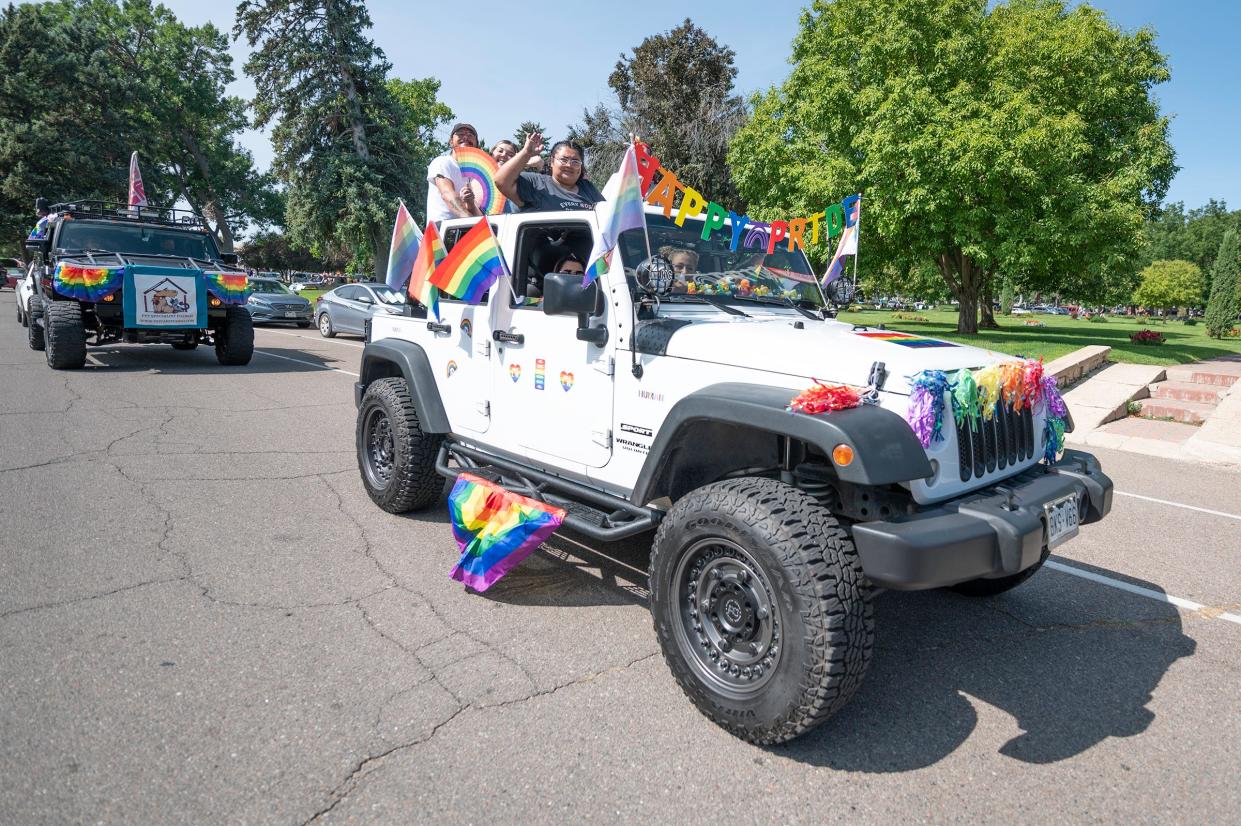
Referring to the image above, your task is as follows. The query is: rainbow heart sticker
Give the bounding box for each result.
[509,363,521,382]
[560,371,574,391]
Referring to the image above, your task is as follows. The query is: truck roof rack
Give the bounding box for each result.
[48,200,209,231]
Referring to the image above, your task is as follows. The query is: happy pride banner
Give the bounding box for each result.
[634,142,859,256]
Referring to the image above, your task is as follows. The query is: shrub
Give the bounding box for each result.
[1023,318,1046,327]
[1182,317,1198,326]
[893,312,929,321]
[1087,313,1107,323]
[1205,230,1240,338]
[1130,329,1165,345]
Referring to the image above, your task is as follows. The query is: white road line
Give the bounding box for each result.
[253,349,358,377]
[1114,491,1241,522]
[1045,559,1241,625]
[256,328,364,348]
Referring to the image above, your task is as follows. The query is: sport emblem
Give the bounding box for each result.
[446,360,458,378]
[560,371,574,391]
[509,364,521,382]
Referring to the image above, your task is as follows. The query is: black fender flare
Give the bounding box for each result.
[630,382,932,505]
[355,339,450,433]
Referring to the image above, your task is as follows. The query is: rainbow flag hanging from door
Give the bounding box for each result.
[429,219,505,304]
[447,473,566,592]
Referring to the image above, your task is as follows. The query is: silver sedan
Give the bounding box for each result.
[315,283,408,337]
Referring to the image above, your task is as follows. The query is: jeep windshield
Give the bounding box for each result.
[55,220,220,261]
[618,214,825,309]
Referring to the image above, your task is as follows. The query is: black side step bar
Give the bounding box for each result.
[435,442,662,542]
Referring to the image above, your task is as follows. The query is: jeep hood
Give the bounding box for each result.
[650,315,1011,395]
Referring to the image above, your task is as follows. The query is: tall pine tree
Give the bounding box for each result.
[1204,230,1240,338]
[237,0,426,278]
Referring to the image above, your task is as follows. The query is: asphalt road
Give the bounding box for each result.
[2,293,1239,824]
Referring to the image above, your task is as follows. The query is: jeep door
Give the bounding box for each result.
[487,218,614,468]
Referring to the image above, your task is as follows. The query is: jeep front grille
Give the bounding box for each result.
[955,402,1035,482]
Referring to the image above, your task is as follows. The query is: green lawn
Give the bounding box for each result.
[295,288,326,305]
[835,308,1241,366]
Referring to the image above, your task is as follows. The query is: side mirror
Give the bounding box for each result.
[542,273,608,347]
[219,252,240,266]
[542,273,602,316]
[24,238,45,257]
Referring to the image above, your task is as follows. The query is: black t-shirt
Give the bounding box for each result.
[515,172,605,212]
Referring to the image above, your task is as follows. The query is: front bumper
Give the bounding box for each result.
[249,304,312,323]
[851,449,1112,590]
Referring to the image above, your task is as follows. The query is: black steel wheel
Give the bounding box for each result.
[650,477,873,744]
[356,377,442,513]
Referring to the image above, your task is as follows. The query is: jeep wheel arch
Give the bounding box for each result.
[356,339,451,434]
[631,383,932,506]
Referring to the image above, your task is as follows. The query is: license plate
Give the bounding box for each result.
[1044,494,1080,549]
[284,311,298,318]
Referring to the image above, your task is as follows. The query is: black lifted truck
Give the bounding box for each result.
[24,200,253,369]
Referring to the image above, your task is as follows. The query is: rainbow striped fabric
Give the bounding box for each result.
[385,200,422,291]
[429,219,505,303]
[855,330,957,348]
[585,142,645,285]
[202,271,251,305]
[408,220,445,320]
[447,473,566,592]
[455,146,508,215]
[53,262,125,302]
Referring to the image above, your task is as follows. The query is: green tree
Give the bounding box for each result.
[513,121,547,151]
[1144,200,1241,278]
[239,229,346,272]
[0,1,141,252]
[730,0,1176,334]
[237,0,424,279]
[571,19,746,199]
[1131,260,1202,312]
[1204,231,1240,338]
[92,0,279,252]
[1000,278,1016,315]
[387,77,455,221]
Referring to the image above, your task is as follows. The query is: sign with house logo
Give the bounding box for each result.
[122,266,207,329]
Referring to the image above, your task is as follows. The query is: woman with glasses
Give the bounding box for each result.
[495,132,604,212]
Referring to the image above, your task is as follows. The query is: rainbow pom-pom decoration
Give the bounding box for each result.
[455,146,507,215]
[53,261,125,302]
[202,271,251,305]
[787,380,863,415]
[905,359,1069,462]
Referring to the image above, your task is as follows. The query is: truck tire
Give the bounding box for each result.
[27,296,45,351]
[357,377,443,513]
[649,477,874,745]
[950,546,1049,597]
[17,303,26,327]
[44,301,87,369]
[215,307,254,366]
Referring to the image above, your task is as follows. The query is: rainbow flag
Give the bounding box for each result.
[585,142,646,285]
[822,194,861,287]
[408,220,445,320]
[855,330,957,348]
[385,200,422,291]
[202,271,251,305]
[429,219,505,303]
[455,146,508,215]
[447,473,566,592]
[53,262,126,302]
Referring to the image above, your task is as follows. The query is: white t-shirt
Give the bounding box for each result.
[425,152,464,223]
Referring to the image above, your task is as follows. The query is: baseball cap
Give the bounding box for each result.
[449,122,478,140]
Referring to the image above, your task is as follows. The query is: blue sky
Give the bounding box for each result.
[159,0,1240,210]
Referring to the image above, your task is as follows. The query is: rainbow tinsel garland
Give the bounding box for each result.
[787,381,863,415]
[53,262,125,302]
[202,271,251,305]
[906,359,1068,463]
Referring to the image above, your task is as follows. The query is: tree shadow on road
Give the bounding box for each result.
[773,560,1197,770]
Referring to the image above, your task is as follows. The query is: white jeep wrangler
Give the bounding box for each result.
[355,205,1113,744]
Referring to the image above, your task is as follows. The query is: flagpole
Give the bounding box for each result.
[851,194,860,302]
[630,134,653,261]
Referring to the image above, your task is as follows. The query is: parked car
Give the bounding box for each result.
[1044,306,1070,315]
[2,257,22,290]
[315,282,407,337]
[15,261,36,325]
[246,278,313,327]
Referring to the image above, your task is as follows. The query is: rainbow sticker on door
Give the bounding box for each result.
[534,359,545,390]
[509,363,521,382]
[559,371,574,392]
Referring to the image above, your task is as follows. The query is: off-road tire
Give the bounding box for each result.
[318,312,336,338]
[44,300,87,370]
[950,546,1050,597]
[357,377,443,513]
[215,307,254,366]
[649,477,874,745]
[17,302,26,326]
[27,296,45,351]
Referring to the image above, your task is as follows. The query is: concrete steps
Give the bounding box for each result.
[1165,362,1241,387]
[1134,397,1217,424]
[1149,380,1228,404]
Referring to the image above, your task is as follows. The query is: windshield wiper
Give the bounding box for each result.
[695,294,749,317]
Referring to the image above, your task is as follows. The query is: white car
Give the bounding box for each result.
[15,261,36,326]
[353,205,1113,745]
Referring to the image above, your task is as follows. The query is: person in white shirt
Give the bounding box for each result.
[426,123,483,223]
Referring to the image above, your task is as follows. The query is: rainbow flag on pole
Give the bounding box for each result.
[408,220,445,320]
[447,473,566,592]
[429,219,505,303]
[822,194,861,287]
[385,200,422,292]
[584,142,646,286]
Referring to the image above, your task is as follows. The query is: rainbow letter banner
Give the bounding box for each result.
[447,473,566,592]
